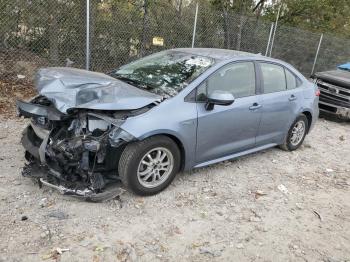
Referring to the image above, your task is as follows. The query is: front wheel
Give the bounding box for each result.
[280,114,308,151]
[118,136,181,196]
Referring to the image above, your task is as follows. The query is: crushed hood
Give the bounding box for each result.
[35,67,162,113]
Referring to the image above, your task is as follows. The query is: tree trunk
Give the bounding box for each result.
[140,0,149,57]
[223,8,230,49]
[46,1,59,65]
[49,10,59,65]
[236,15,246,51]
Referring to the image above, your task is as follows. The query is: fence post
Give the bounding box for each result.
[311,33,323,76]
[265,23,274,56]
[269,4,282,57]
[85,0,90,70]
[191,3,199,48]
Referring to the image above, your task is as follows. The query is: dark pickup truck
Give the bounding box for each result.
[313,67,350,120]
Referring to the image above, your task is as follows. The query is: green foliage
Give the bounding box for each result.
[264,0,350,37]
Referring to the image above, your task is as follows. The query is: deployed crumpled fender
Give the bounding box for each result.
[35,67,162,113]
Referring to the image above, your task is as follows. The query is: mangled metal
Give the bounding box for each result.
[35,67,162,113]
[17,67,160,201]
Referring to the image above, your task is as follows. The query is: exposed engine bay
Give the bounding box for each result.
[18,95,154,201]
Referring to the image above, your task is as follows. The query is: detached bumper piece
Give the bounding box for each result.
[39,178,124,202]
[22,154,125,202]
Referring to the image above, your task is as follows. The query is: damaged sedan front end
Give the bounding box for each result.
[18,67,161,201]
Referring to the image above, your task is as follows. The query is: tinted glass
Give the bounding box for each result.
[207,62,256,98]
[285,69,297,89]
[110,51,215,98]
[261,63,286,93]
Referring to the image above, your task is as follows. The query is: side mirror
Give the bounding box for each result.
[205,90,235,110]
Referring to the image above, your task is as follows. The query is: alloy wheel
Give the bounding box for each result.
[290,120,306,146]
[137,147,174,188]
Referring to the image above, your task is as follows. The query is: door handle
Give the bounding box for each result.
[289,95,297,101]
[249,103,262,110]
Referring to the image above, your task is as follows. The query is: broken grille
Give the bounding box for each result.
[316,79,350,108]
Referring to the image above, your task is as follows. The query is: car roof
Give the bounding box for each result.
[172,48,262,61]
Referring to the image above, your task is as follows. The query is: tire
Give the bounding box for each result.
[118,135,181,196]
[279,114,309,151]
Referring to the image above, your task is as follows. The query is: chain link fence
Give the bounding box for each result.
[314,34,350,73]
[0,1,349,82]
[269,24,322,76]
[195,7,272,55]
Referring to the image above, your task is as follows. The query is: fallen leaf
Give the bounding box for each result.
[94,246,105,252]
[254,190,267,199]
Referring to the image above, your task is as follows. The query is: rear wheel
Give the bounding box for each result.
[280,114,308,151]
[118,136,181,196]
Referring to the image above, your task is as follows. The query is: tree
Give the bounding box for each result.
[263,0,350,37]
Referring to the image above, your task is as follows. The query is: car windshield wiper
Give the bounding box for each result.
[114,75,148,89]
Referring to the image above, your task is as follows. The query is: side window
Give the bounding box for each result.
[260,63,286,93]
[196,82,207,102]
[285,68,302,89]
[285,69,297,89]
[206,62,256,99]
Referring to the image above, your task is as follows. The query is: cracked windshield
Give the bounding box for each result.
[110,50,215,98]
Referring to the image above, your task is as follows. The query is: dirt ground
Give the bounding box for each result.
[0,116,349,262]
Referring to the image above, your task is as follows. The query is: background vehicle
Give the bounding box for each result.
[313,63,350,121]
[17,48,319,199]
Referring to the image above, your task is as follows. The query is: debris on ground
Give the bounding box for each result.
[199,247,222,257]
[116,242,138,262]
[236,243,244,249]
[47,210,68,220]
[42,247,70,260]
[277,184,289,194]
[254,190,267,199]
[39,198,48,208]
[94,245,105,252]
[313,210,323,221]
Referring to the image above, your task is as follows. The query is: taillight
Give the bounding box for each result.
[315,89,320,96]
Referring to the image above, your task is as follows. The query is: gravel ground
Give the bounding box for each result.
[0,117,349,262]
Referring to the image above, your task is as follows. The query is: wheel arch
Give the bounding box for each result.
[301,110,312,133]
[138,131,186,172]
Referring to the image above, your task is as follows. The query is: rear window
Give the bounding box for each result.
[285,69,302,89]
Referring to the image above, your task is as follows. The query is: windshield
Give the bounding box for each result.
[110,50,215,98]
